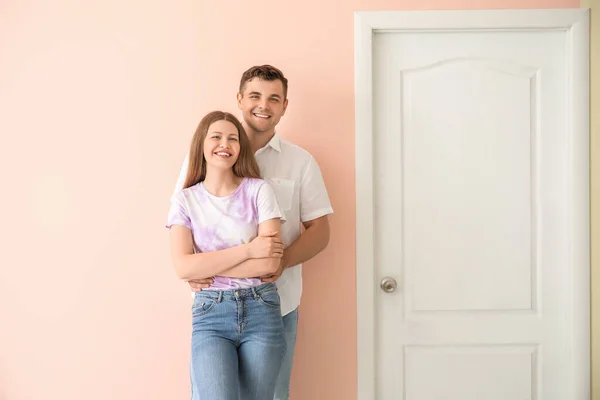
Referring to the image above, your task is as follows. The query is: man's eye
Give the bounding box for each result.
[271,98,280,103]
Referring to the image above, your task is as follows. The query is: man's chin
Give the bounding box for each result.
[247,123,273,134]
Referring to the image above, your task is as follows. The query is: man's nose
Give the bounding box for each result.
[258,98,269,109]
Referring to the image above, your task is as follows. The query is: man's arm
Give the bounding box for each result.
[260,153,333,282]
[260,215,330,282]
[284,215,330,269]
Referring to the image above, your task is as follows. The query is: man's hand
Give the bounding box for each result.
[187,277,214,292]
[260,257,286,283]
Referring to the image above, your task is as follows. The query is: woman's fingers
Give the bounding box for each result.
[270,248,284,257]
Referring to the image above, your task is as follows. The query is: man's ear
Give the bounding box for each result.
[237,92,243,108]
[282,98,289,116]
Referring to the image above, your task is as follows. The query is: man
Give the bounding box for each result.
[172,65,333,400]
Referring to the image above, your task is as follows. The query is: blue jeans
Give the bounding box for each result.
[190,283,286,400]
[273,307,299,400]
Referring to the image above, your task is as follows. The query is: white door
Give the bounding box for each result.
[356,9,590,400]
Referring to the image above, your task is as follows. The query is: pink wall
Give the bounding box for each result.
[0,0,578,399]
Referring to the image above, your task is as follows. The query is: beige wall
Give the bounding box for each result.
[582,0,600,398]
[0,1,583,399]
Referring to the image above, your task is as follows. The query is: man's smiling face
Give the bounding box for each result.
[237,78,288,136]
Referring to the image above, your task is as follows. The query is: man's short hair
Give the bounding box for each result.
[239,65,288,99]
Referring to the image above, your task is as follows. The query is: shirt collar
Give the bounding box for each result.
[257,133,281,153]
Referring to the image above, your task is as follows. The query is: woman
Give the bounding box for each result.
[166,111,286,400]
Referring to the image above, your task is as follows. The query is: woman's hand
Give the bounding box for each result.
[246,231,284,259]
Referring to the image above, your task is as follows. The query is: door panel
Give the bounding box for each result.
[374,30,568,399]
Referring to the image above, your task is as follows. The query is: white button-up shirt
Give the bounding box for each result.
[172,134,334,315]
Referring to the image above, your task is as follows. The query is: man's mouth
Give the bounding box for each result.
[253,113,270,119]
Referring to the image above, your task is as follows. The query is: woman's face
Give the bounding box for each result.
[203,120,241,171]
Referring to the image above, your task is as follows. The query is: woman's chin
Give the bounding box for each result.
[206,160,236,171]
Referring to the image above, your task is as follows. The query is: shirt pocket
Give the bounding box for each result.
[269,178,295,212]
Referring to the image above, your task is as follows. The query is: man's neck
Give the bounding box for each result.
[243,122,275,154]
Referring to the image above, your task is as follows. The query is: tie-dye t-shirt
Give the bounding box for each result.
[166,177,284,290]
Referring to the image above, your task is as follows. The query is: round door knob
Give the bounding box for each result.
[380,277,397,293]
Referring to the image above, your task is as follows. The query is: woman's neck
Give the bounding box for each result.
[203,168,243,197]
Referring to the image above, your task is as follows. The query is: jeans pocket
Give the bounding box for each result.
[191,296,217,317]
[257,289,281,310]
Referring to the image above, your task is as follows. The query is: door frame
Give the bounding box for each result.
[354,8,590,399]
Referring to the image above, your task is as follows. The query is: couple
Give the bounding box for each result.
[166,65,333,400]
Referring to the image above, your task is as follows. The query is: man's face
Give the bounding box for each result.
[237,78,288,135]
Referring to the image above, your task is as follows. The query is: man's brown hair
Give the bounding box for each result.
[239,65,289,99]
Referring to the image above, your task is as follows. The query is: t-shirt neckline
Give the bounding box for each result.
[199,177,248,200]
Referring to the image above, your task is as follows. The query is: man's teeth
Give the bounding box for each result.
[254,113,269,118]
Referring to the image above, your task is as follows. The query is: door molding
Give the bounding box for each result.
[354,9,590,399]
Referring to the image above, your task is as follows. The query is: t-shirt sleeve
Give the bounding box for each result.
[256,181,286,225]
[166,192,192,230]
[300,156,334,222]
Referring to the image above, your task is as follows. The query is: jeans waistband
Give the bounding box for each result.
[194,282,277,302]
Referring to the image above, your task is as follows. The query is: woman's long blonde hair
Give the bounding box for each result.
[183,111,260,189]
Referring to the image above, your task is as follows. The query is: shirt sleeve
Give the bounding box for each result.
[171,152,189,202]
[300,156,334,222]
[256,181,286,225]
[166,192,192,230]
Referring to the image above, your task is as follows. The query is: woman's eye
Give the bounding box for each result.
[229,138,238,141]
